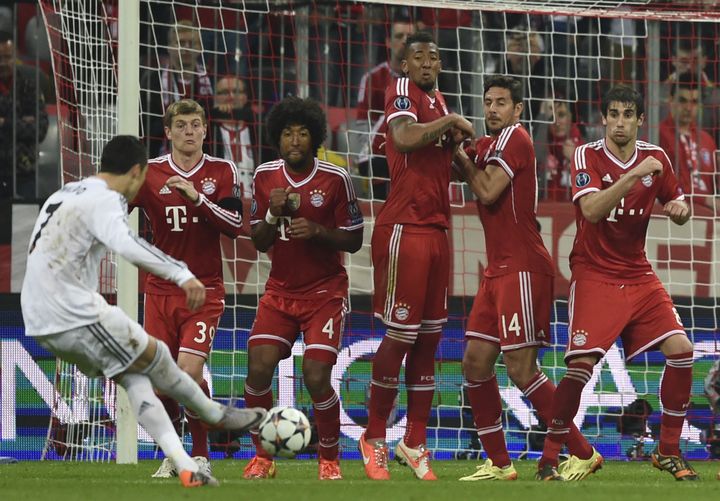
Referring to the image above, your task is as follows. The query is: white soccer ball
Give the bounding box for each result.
[258,406,312,458]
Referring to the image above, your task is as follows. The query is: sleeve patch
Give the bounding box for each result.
[575,172,591,188]
[393,96,411,111]
[347,199,363,226]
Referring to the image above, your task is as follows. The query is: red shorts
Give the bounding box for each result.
[566,278,687,361]
[143,293,225,360]
[466,272,553,351]
[249,294,347,364]
[372,224,449,329]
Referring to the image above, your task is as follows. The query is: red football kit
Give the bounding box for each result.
[249,158,363,363]
[566,139,687,361]
[372,77,455,328]
[464,124,555,350]
[132,153,243,358]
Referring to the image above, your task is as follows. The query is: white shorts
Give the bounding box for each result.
[36,306,150,378]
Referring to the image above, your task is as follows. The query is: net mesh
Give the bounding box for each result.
[38,0,719,462]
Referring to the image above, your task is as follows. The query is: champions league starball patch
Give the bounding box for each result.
[393,96,411,111]
[575,172,591,188]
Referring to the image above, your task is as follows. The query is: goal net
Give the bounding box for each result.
[38,0,719,462]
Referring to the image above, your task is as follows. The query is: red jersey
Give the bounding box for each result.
[132,153,243,296]
[658,115,717,197]
[356,61,401,160]
[250,158,364,299]
[376,77,455,229]
[472,124,554,278]
[570,139,685,283]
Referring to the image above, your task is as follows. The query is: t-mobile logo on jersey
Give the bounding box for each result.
[276,217,292,241]
[165,206,199,232]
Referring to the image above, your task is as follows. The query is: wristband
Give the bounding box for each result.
[265,209,279,225]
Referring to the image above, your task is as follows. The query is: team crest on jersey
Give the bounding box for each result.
[572,330,588,347]
[287,193,301,211]
[394,96,411,111]
[309,189,326,207]
[250,199,257,216]
[575,172,591,188]
[201,177,217,195]
[641,174,654,187]
[393,302,410,321]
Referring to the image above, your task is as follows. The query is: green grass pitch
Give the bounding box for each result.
[1,459,719,501]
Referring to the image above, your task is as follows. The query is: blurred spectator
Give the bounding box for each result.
[660,73,717,208]
[663,39,719,138]
[141,20,213,157]
[210,75,256,198]
[534,100,583,201]
[355,16,414,200]
[417,7,475,115]
[0,31,48,200]
[496,28,549,124]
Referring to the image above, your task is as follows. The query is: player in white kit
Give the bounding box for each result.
[20,135,265,488]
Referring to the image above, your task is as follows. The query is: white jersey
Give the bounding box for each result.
[21,177,195,336]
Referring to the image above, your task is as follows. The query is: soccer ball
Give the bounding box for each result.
[258,406,311,458]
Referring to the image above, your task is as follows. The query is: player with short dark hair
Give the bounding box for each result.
[537,85,696,481]
[243,96,363,481]
[21,135,264,488]
[360,31,474,481]
[132,98,245,478]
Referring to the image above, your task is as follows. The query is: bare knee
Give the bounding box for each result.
[661,333,694,357]
[177,353,205,384]
[247,346,281,388]
[462,341,499,381]
[302,359,333,397]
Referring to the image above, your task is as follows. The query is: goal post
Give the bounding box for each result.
[115,0,140,464]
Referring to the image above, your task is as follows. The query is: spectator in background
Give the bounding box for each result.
[355,17,415,200]
[663,39,719,138]
[660,73,717,209]
[210,75,256,199]
[0,31,48,200]
[496,28,549,124]
[141,20,213,157]
[534,100,583,201]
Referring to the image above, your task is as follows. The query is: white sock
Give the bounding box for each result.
[142,341,224,424]
[116,373,197,473]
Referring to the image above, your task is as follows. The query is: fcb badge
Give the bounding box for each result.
[572,330,588,347]
[310,189,326,207]
[201,177,217,195]
[641,174,654,187]
[287,192,301,211]
[575,172,591,188]
[394,302,410,322]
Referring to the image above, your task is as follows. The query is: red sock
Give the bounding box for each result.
[366,333,412,440]
[158,395,182,436]
[404,329,440,448]
[312,390,340,460]
[244,382,274,459]
[465,374,510,467]
[539,362,594,468]
[521,371,593,460]
[186,379,210,458]
[659,352,693,456]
